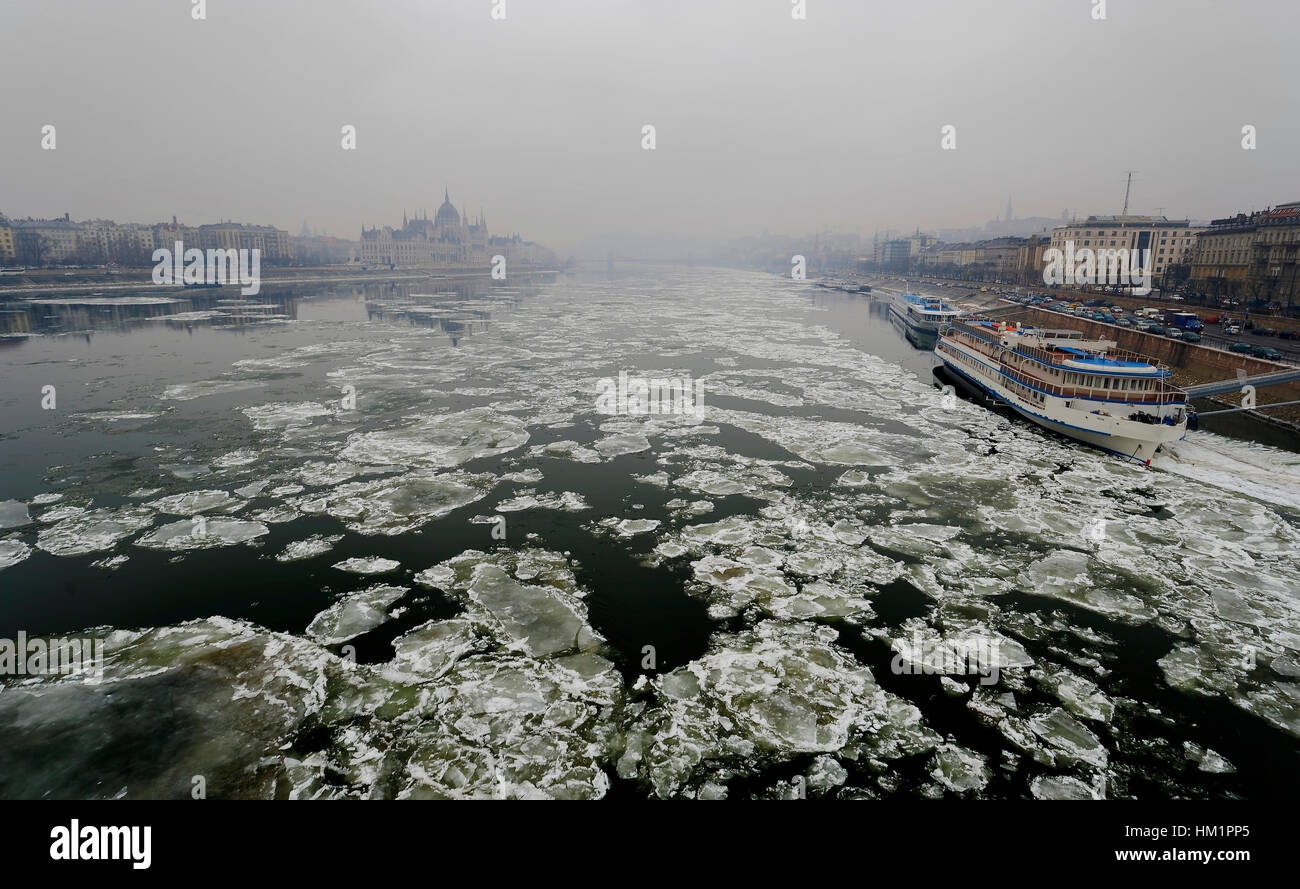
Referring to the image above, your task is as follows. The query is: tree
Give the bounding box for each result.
[15,230,49,266]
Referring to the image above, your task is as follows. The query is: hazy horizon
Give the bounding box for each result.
[2,0,1296,254]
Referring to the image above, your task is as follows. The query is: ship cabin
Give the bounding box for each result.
[945,319,1186,407]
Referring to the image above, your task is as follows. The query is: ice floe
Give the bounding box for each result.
[36,506,155,557]
[338,407,528,468]
[0,537,32,570]
[0,500,31,530]
[275,535,343,562]
[619,621,939,798]
[333,557,401,575]
[306,583,407,644]
[135,518,268,551]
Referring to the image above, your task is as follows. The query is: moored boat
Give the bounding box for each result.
[935,318,1190,465]
[889,292,958,335]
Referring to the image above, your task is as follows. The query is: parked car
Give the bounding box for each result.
[1166,329,1184,339]
[1230,342,1253,354]
[1116,317,1134,327]
[1250,346,1283,360]
[1251,327,1276,337]
[1182,331,1202,343]
[1224,325,1241,335]
[1278,330,1300,341]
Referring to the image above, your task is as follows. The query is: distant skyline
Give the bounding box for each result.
[2,0,1296,255]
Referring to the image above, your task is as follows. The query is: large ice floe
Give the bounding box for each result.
[338,407,528,468]
[292,471,494,535]
[617,621,942,798]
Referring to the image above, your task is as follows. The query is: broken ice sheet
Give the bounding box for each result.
[0,500,32,530]
[146,489,243,515]
[0,622,314,796]
[1033,663,1115,724]
[527,440,601,464]
[1019,550,1158,623]
[1030,774,1099,800]
[242,401,334,431]
[212,448,261,469]
[338,407,528,468]
[1183,741,1236,774]
[593,432,651,458]
[1159,642,1300,740]
[494,490,589,513]
[333,557,401,575]
[392,653,621,799]
[161,379,267,401]
[416,549,604,659]
[704,406,931,467]
[1026,708,1109,769]
[306,583,407,644]
[36,506,156,557]
[135,518,268,551]
[594,517,661,537]
[293,470,493,535]
[0,537,32,570]
[500,468,544,484]
[276,534,343,563]
[929,743,990,793]
[621,621,938,798]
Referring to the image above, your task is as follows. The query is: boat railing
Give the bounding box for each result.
[995,360,1186,405]
[947,320,1173,379]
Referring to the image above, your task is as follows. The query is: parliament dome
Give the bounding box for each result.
[435,188,460,227]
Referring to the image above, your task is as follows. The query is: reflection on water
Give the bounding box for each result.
[0,276,549,345]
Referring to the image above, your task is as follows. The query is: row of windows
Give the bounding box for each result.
[942,343,1050,407]
[1059,229,1192,239]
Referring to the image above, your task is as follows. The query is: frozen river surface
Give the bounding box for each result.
[0,266,1297,799]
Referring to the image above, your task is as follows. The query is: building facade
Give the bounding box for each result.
[1048,216,1203,281]
[1190,201,1300,306]
[3,214,290,266]
[0,221,15,262]
[195,223,294,262]
[359,190,490,269]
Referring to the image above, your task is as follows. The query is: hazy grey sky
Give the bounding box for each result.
[2,0,1296,253]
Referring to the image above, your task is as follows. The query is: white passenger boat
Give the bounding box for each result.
[889,292,959,335]
[935,318,1190,465]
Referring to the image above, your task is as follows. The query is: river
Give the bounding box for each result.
[0,265,1296,799]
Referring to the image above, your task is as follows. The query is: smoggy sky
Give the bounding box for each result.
[1,0,1296,254]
